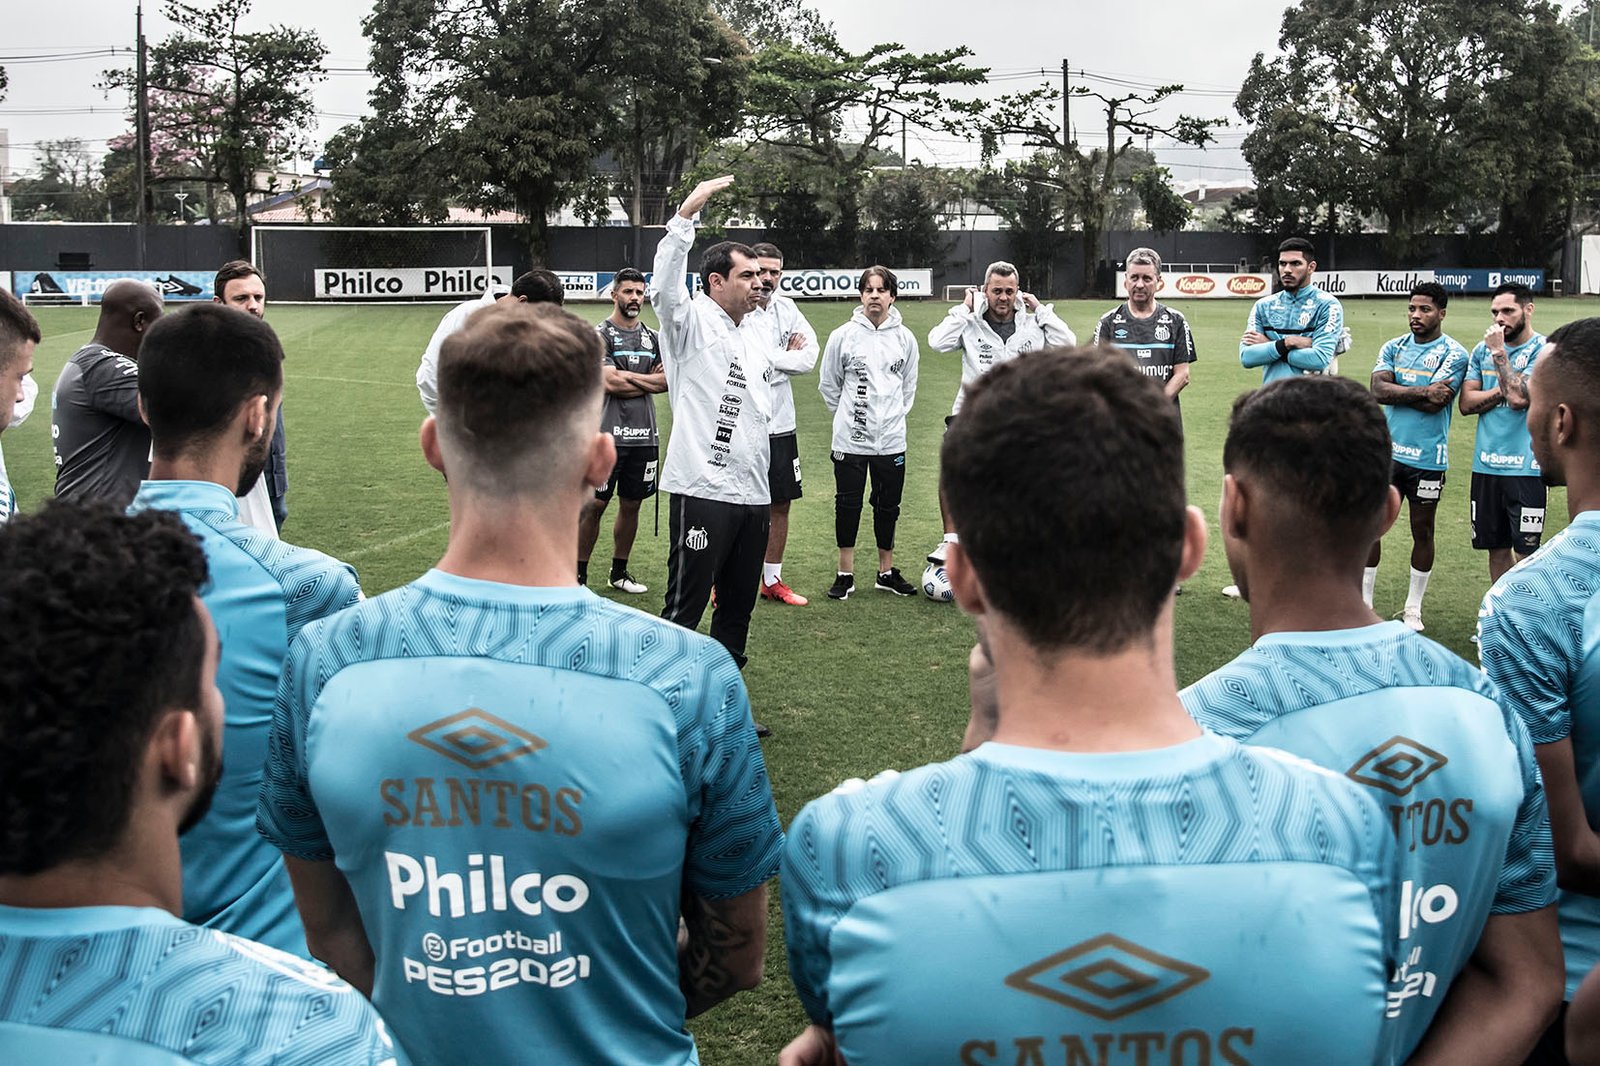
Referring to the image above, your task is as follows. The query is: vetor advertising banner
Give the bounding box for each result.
[11,270,215,302]
[1115,272,1272,300]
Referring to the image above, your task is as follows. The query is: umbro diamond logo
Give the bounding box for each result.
[407,709,548,771]
[1347,736,1448,797]
[1004,934,1210,1020]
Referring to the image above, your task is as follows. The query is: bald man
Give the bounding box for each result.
[52,279,165,505]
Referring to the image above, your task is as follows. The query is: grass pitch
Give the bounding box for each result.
[9,294,1591,1063]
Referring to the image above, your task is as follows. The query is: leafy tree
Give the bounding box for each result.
[733,32,986,262]
[984,83,1220,293]
[104,0,326,249]
[858,166,961,268]
[974,154,1071,294]
[1237,0,1598,263]
[335,0,744,257]
[7,140,109,222]
[1130,166,1191,234]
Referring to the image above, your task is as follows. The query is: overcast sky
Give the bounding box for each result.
[0,0,1286,189]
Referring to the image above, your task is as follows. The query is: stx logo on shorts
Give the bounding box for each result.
[1004,934,1209,1020]
[408,709,548,771]
[1347,736,1448,797]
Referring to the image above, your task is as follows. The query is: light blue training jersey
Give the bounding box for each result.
[1239,283,1346,383]
[0,904,400,1065]
[1479,509,1600,996]
[1182,621,1554,1060]
[131,480,362,956]
[1375,333,1471,472]
[1465,332,1545,476]
[782,732,1394,1066]
[258,571,784,1066]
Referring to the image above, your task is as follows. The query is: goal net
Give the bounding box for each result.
[251,226,501,303]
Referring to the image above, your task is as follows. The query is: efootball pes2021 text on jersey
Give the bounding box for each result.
[259,572,783,1064]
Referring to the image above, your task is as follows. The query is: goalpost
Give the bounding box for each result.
[251,225,500,303]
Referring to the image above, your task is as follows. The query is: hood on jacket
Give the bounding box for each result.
[850,304,904,331]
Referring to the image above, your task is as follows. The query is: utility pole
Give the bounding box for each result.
[1062,59,1071,147]
[135,2,150,269]
[901,115,908,169]
[631,90,642,268]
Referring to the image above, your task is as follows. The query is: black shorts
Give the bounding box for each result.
[596,445,658,502]
[1391,462,1445,507]
[768,432,803,502]
[1470,472,1546,553]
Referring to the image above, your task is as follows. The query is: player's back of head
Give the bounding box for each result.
[1225,377,1392,554]
[1541,316,1600,424]
[941,346,1184,653]
[436,302,603,497]
[512,268,565,305]
[0,288,41,371]
[0,502,208,876]
[138,303,285,458]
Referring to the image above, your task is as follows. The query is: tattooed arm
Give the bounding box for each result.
[678,883,770,1017]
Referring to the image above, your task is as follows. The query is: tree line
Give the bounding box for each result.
[4,0,1599,291]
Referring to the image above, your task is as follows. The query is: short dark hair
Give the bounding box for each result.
[1492,281,1534,305]
[613,267,647,288]
[1278,237,1317,259]
[0,288,41,372]
[138,304,285,457]
[1410,281,1448,309]
[859,266,898,296]
[942,347,1186,653]
[0,502,209,876]
[1542,317,1600,423]
[750,242,783,262]
[512,269,565,305]
[1224,377,1393,552]
[700,241,757,294]
[213,259,264,300]
[437,302,602,494]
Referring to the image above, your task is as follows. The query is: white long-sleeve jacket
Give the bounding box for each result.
[926,292,1075,415]
[750,294,818,436]
[652,214,774,505]
[415,287,506,415]
[819,306,919,456]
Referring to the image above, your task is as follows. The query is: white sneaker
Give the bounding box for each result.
[1402,606,1425,632]
[609,572,648,594]
[1221,584,1242,599]
[926,541,948,565]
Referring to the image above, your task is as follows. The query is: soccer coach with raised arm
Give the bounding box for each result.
[653,176,775,684]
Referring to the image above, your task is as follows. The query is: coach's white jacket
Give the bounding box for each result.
[927,291,1075,415]
[819,306,919,456]
[751,294,819,436]
[652,215,774,505]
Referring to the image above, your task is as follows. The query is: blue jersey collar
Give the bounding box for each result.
[968,731,1234,780]
[0,903,185,934]
[132,479,241,518]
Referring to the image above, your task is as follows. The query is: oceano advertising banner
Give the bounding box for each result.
[1115,272,1272,300]
[777,269,934,299]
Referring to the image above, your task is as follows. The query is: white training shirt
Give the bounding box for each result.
[415,285,509,415]
[751,294,819,436]
[652,214,775,505]
[926,292,1075,415]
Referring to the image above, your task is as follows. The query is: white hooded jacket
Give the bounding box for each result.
[926,291,1075,415]
[651,214,774,505]
[819,305,919,456]
[750,293,819,436]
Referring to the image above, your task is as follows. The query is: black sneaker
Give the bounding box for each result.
[754,722,773,738]
[875,568,917,596]
[827,573,855,600]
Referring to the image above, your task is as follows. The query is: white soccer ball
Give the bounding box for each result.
[921,562,955,602]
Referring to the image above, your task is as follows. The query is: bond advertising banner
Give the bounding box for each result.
[1115,272,1272,300]
[11,270,215,302]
